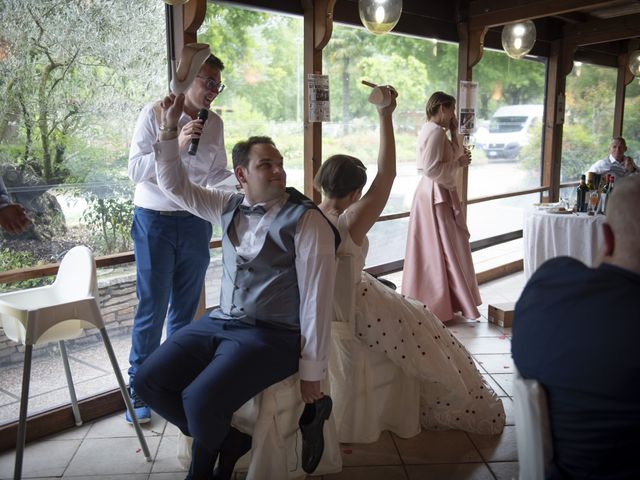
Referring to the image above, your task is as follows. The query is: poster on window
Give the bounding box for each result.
[307,74,330,122]
[458,81,478,135]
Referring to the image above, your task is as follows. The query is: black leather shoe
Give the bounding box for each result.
[212,427,252,480]
[299,395,332,474]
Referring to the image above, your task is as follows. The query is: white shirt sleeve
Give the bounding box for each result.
[128,104,159,184]
[204,114,233,187]
[153,138,234,225]
[295,209,336,381]
[587,158,610,175]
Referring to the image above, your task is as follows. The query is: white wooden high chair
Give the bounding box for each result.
[0,246,151,480]
[513,367,553,479]
[329,255,421,443]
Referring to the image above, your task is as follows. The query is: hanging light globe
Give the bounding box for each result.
[501,20,536,59]
[629,50,640,76]
[358,0,403,36]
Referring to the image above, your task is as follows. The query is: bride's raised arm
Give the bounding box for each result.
[346,85,397,245]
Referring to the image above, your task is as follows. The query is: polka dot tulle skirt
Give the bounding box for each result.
[354,272,505,435]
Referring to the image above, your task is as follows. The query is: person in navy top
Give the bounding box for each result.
[513,175,640,479]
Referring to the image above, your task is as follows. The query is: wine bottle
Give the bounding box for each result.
[576,174,589,212]
[599,175,614,214]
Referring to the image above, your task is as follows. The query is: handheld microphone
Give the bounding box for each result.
[188,108,209,156]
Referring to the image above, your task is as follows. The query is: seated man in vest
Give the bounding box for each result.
[586,136,637,179]
[512,175,640,478]
[135,92,338,480]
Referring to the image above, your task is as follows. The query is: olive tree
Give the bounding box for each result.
[0,0,165,183]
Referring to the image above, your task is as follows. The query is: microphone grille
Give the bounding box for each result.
[197,108,209,121]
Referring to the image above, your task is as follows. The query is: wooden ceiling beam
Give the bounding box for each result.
[469,0,615,28]
[563,13,640,45]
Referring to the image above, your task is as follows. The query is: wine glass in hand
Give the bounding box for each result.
[462,134,474,166]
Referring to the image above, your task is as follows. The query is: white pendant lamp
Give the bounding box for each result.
[501,20,536,59]
[358,0,403,36]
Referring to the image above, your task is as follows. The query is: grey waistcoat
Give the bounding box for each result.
[212,187,337,330]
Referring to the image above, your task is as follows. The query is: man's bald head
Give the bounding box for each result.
[604,175,640,271]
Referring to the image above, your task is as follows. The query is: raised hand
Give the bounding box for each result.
[159,93,185,131]
[367,84,398,113]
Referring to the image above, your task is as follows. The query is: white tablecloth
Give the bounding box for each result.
[524,209,606,279]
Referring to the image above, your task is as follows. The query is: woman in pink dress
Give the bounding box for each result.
[402,91,481,322]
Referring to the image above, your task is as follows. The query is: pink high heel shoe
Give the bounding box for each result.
[170,43,211,94]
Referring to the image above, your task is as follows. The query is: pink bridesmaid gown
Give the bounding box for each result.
[402,121,481,321]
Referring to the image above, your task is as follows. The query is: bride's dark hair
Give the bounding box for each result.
[314,154,367,199]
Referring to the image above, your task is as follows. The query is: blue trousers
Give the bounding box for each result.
[135,314,300,477]
[128,207,212,387]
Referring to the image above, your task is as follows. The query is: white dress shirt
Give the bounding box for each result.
[587,155,628,178]
[153,139,336,381]
[128,102,232,211]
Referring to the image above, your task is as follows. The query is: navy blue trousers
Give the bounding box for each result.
[135,314,300,478]
[128,207,212,387]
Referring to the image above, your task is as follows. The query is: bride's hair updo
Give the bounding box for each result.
[314,154,367,199]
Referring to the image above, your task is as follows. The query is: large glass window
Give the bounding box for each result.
[560,62,617,183]
[623,77,640,160]
[471,50,546,199]
[324,26,459,267]
[465,50,547,251]
[0,0,166,425]
[0,1,306,426]
[201,5,304,192]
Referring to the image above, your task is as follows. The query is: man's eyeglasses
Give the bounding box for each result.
[196,75,226,93]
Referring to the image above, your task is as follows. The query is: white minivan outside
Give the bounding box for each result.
[476,104,543,160]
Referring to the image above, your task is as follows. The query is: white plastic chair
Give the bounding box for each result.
[513,367,553,480]
[329,255,421,443]
[0,246,151,480]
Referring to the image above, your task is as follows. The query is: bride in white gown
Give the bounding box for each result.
[314,85,505,435]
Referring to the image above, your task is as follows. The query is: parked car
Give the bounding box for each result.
[476,104,543,160]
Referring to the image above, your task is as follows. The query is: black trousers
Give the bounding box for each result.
[136,314,300,478]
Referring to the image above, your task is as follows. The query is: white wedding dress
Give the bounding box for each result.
[331,211,505,435]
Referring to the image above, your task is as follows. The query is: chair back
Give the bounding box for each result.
[53,245,98,302]
[513,367,553,480]
[0,245,100,345]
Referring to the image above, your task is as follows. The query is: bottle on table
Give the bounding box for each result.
[598,175,615,214]
[576,174,589,212]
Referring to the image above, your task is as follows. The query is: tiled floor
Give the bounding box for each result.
[0,272,526,480]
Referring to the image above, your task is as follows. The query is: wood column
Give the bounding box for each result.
[541,39,573,202]
[302,0,335,203]
[182,0,209,318]
[613,40,638,137]
[456,22,486,211]
[184,0,207,45]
